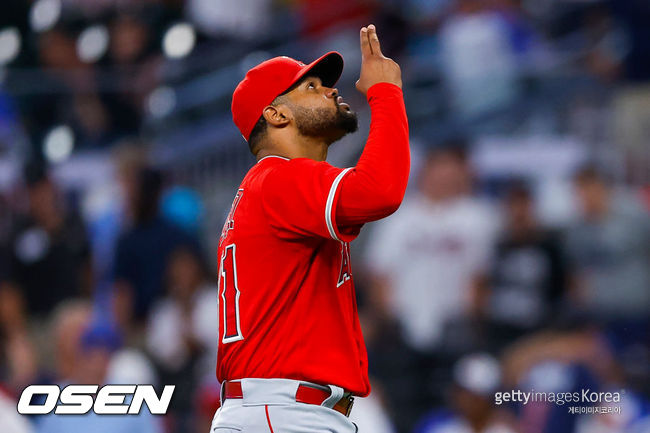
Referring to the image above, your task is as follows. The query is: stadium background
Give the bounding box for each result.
[0,0,649,432]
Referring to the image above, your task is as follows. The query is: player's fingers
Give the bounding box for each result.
[360,26,372,58]
[367,24,383,57]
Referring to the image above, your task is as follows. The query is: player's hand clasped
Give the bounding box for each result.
[355,25,402,95]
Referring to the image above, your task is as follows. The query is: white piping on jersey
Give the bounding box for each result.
[325,168,352,242]
[257,155,290,163]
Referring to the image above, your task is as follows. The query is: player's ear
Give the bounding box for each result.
[262,105,291,128]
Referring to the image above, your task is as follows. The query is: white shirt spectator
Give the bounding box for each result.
[106,348,158,385]
[365,195,498,351]
[186,0,271,39]
[440,10,518,117]
[349,392,396,433]
[0,391,32,433]
[146,285,219,371]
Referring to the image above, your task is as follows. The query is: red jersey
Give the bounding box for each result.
[216,82,410,397]
[216,156,369,395]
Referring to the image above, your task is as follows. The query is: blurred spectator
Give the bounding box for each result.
[292,0,376,37]
[611,0,650,82]
[146,246,217,372]
[103,8,160,138]
[76,322,123,383]
[349,381,397,433]
[404,0,453,26]
[37,26,85,73]
[363,143,498,431]
[88,142,148,287]
[25,25,108,149]
[501,324,621,433]
[581,5,626,83]
[146,245,217,432]
[612,83,650,185]
[36,321,162,433]
[0,90,21,155]
[415,353,517,433]
[0,387,33,433]
[610,1,650,185]
[112,167,200,329]
[365,144,498,353]
[370,1,409,60]
[490,0,538,57]
[2,162,91,320]
[50,299,93,382]
[160,186,205,236]
[0,276,27,338]
[186,0,272,40]
[51,300,157,390]
[71,93,114,149]
[478,182,567,348]
[564,166,650,327]
[105,347,158,385]
[0,192,11,245]
[439,0,520,117]
[0,324,39,394]
[108,10,153,66]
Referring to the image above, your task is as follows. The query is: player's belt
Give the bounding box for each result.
[223,380,355,417]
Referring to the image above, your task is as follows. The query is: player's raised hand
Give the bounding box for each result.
[355,24,402,95]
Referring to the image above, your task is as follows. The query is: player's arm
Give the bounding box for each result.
[261,26,407,242]
[335,25,410,228]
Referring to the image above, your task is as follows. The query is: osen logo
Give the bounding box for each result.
[17,385,175,415]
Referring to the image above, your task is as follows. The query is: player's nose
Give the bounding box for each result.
[326,87,338,98]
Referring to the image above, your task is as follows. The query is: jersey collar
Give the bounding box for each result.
[257,155,290,164]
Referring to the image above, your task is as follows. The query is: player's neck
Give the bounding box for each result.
[296,137,328,161]
[257,136,329,162]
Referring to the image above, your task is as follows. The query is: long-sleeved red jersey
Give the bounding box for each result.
[216,82,409,396]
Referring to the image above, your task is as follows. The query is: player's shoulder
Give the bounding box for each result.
[240,156,288,185]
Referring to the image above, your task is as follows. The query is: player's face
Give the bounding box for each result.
[420,153,468,199]
[283,76,358,142]
[575,178,608,217]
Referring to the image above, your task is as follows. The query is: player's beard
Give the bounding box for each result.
[291,103,358,143]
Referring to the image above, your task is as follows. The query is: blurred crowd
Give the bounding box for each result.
[0,147,221,433]
[1,1,650,433]
[358,144,650,432]
[0,0,649,158]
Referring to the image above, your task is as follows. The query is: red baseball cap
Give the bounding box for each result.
[231,51,344,141]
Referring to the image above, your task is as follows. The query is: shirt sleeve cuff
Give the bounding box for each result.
[366,82,403,101]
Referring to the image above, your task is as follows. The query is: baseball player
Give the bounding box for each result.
[213,24,409,432]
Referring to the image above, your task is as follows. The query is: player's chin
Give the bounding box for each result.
[338,111,359,134]
[338,104,356,119]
